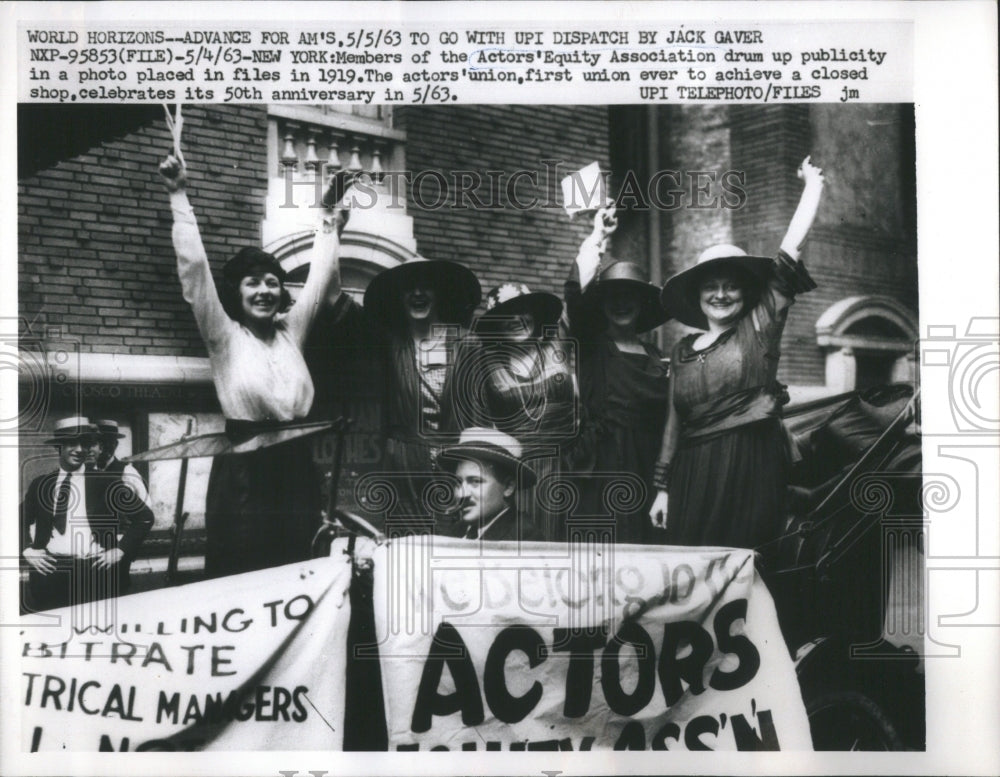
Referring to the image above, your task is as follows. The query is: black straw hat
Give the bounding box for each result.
[582,261,668,333]
[481,283,563,328]
[439,427,537,486]
[363,257,481,329]
[660,244,773,330]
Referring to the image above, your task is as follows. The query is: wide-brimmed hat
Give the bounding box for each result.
[439,427,537,486]
[480,283,563,328]
[44,416,99,445]
[582,261,668,333]
[660,244,773,330]
[92,419,125,439]
[363,256,481,329]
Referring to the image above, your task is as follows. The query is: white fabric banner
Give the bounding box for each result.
[373,537,812,751]
[19,548,353,752]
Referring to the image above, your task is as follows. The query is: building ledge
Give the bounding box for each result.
[28,352,213,385]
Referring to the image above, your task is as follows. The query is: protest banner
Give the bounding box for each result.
[372,537,812,751]
[19,547,353,752]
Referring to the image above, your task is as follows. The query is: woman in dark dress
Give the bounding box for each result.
[454,283,577,541]
[565,209,669,543]
[650,156,825,551]
[316,253,481,528]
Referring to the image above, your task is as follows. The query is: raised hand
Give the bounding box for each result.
[780,155,826,258]
[321,169,352,236]
[159,154,187,193]
[594,205,618,249]
[798,155,824,186]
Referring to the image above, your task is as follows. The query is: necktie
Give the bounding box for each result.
[52,474,74,535]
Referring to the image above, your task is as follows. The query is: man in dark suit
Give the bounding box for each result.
[92,417,152,508]
[20,416,154,611]
[439,427,542,542]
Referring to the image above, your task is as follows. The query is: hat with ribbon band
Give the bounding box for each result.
[92,419,126,439]
[439,427,537,486]
[480,282,563,328]
[44,416,99,445]
[660,244,773,330]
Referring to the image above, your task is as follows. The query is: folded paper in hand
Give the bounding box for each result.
[561,161,610,217]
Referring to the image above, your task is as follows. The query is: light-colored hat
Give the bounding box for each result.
[660,244,773,329]
[44,416,99,445]
[480,282,563,328]
[439,427,537,486]
[92,419,125,439]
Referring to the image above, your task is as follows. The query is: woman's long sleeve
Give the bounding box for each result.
[285,211,342,348]
[563,233,605,343]
[751,249,818,345]
[653,374,679,491]
[170,190,230,348]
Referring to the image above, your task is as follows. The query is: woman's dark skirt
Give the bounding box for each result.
[204,437,321,579]
[665,418,790,551]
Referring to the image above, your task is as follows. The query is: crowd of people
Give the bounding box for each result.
[20,150,825,608]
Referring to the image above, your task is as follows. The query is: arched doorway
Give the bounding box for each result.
[816,296,918,392]
[266,226,416,303]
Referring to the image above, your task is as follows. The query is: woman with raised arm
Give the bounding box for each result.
[159,154,347,577]
[565,207,670,544]
[649,157,825,550]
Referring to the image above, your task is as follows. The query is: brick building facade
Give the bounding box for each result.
[18,102,918,559]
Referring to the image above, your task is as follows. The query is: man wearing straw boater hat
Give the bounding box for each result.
[20,416,153,611]
[92,417,152,497]
[91,417,154,538]
[92,418,126,470]
[438,427,543,541]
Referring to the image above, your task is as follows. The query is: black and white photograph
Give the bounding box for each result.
[1,2,998,775]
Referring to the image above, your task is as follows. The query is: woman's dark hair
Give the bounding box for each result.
[218,247,292,323]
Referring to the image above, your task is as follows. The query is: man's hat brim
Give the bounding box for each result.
[44,429,98,445]
[94,423,125,439]
[582,278,667,333]
[363,259,481,328]
[660,255,773,330]
[439,443,537,486]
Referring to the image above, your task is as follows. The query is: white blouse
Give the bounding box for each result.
[170,191,339,421]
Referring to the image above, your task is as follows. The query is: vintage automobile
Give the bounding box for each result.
[773,384,924,750]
